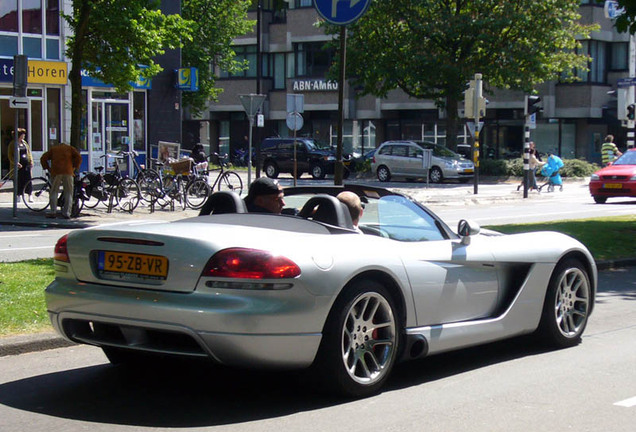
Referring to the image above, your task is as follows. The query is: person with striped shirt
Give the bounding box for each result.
[601,135,622,166]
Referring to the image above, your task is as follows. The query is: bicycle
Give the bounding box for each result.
[80,153,142,213]
[205,152,244,196]
[22,172,87,218]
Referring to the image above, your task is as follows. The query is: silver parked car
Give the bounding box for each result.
[46,185,596,398]
[371,140,474,183]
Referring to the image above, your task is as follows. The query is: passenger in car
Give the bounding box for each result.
[244,177,285,214]
[337,191,363,232]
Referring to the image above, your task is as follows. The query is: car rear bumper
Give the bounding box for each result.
[46,279,325,369]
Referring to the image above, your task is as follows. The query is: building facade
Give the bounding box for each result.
[194,0,631,165]
[0,0,182,179]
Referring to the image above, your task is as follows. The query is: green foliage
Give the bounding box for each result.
[181,0,255,115]
[478,157,598,178]
[561,158,600,177]
[0,259,55,336]
[326,0,598,146]
[66,0,193,92]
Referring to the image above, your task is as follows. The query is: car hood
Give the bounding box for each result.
[594,165,636,176]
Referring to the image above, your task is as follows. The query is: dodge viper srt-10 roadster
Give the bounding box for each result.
[46,184,596,397]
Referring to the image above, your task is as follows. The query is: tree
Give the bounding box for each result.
[65,0,192,150]
[181,0,255,116]
[327,0,597,149]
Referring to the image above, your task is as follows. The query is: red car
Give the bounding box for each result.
[589,148,636,204]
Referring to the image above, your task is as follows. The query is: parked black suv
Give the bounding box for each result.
[259,137,340,179]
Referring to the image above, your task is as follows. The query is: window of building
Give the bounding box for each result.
[0,1,18,32]
[219,45,257,78]
[22,0,42,34]
[295,42,334,78]
[294,0,313,7]
[573,40,607,84]
[273,53,286,89]
[0,0,60,59]
[46,87,60,148]
[610,42,628,71]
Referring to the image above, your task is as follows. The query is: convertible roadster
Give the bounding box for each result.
[46,184,596,397]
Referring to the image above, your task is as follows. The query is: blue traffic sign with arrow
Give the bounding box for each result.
[313,0,372,26]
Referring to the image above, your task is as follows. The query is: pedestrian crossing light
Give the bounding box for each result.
[627,104,635,120]
[525,95,542,116]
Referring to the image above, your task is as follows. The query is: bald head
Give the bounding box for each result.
[337,191,363,226]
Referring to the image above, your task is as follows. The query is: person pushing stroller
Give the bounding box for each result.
[538,153,564,192]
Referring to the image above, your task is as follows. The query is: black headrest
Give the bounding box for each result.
[199,191,247,215]
[299,194,354,229]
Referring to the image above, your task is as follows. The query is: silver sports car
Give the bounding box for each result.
[46,185,596,397]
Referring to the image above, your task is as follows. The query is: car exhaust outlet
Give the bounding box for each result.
[404,334,429,360]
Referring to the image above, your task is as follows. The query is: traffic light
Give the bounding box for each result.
[525,95,542,116]
[627,104,635,120]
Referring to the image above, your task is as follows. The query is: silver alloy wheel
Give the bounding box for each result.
[429,166,442,183]
[341,292,397,385]
[554,267,590,338]
[377,166,390,182]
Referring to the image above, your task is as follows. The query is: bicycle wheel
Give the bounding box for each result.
[217,171,243,195]
[136,169,162,203]
[22,177,51,212]
[185,178,211,210]
[114,178,141,212]
[80,174,103,209]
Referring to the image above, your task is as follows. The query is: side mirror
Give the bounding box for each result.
[457,219,480,245]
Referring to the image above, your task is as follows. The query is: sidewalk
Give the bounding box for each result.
[0,175,569,229]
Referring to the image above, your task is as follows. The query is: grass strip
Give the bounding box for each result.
[486,215,636,262]
[0,259,55,336]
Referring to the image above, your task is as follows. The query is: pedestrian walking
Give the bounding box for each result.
[7,128,34,202]
[40,142,82,219]
[601,134,622,166]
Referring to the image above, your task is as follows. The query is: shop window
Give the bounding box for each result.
[30,99,43,152]
[133,91,146,151]
[46,88,60,148]
[22,0,42,34]
[23,36,42,58]
[0,1,18,32]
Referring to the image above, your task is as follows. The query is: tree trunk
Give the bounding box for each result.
[445,94,460,151]
[69,1,91,150]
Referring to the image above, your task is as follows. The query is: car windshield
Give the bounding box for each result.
[283,193,449,241]
[613,151,636,165]
[415,142,459,158]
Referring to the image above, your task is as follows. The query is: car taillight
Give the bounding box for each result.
[54,234,70,262]
[202,248,301,279]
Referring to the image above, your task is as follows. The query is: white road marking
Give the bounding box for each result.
[0,246,52,252]
[614,396,636,408]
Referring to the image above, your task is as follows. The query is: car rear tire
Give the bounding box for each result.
[429,166,443,183]
[377,166,391,182]
[311,164,326,179]
[314,280,401,398]
[264,161,279,179]
[536,258,591,348]
[593,196,607,204]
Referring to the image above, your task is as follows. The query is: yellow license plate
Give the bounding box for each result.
[464,169,474,174]
[603,183,622,189]
[98,251,168,279]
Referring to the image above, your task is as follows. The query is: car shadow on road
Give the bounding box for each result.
[0,335,556,427]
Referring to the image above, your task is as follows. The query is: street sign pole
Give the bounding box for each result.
[313,0,372,185]
[239,94,266,186]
